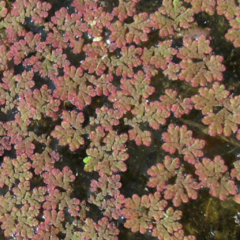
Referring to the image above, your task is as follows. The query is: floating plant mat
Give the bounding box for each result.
[0,0,240,239]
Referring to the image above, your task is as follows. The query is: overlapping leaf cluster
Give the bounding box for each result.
[0,0,239,239]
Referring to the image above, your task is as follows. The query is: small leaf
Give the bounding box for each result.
[83,156,92,164]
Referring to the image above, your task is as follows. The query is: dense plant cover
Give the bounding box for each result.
[0,0,239,239]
